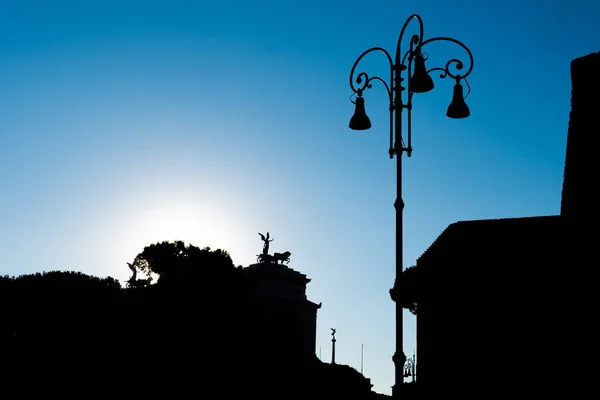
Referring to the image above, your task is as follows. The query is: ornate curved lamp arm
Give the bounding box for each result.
[395,14,424,65]
[349,46,394,103]
[420,36,474,81]
[349,47,395,155]
[391,15,426,159]
[351,75,393,104]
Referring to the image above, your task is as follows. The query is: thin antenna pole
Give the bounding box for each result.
[361,343,364,374]
[331,328,336,364]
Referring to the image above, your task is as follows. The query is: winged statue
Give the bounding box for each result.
[258,232,274,255]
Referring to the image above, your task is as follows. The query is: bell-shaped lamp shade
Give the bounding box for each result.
[410,54,434,93]
[446,82,471,119]
[349,96,372,130]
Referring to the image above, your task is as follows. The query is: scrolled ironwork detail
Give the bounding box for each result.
[420,36,474,81]
[349,47,394,102]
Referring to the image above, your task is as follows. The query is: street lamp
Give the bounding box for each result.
[403,352,416,383]
[348,13,473,398]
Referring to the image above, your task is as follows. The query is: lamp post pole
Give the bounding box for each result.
[348,14,473,398]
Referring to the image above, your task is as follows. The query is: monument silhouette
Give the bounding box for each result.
[1,235,383,398]
[245,232,321,364]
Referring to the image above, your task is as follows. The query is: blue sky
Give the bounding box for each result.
[1,0,597,394]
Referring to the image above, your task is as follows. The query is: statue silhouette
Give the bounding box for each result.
[273,251,291,265]
[258,232,273,255]
[126,262,152,288]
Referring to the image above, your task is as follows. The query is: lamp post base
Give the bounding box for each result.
[391,351,406,398]
[391,383,402,398]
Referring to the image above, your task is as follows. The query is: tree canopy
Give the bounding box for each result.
[130,240,237,284]
[400,265,417,315]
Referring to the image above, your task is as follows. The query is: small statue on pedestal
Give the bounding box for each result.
[126,261,153,288]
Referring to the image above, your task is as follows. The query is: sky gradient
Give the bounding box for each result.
[1,0,598,394]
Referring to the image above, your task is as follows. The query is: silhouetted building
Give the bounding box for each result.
[244,261,322,364]
[561,52,598,222]
[403,52,596,396]
[413,215,573,396]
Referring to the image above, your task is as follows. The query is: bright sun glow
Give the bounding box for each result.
[107,188,255,281]
[135,199,241,254]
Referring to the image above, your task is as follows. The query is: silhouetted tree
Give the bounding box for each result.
[131,240,236,284]
[2,270,126,376]
[124,240,254,369]
[2,246,388,398]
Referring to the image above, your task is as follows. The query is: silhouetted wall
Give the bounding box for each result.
[414,216,573,397]
[411,52,595,397]
[561,51,599,222]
